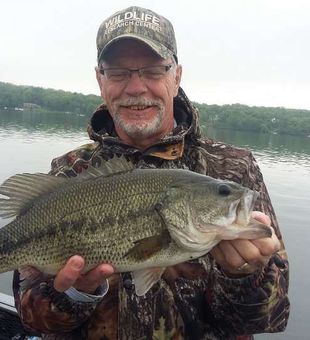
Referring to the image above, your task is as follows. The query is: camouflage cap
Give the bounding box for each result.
[96,6,177,64]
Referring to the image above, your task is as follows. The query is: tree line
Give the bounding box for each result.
[1,81,309,136]
[0,81,102,115]
[195,102,310,136]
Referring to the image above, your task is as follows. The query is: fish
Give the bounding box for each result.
[0,156,272,296]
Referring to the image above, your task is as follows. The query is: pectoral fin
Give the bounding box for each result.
[132,267,166,296]
[124,229,171,260]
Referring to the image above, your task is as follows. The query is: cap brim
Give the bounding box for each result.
[97,34,174,63]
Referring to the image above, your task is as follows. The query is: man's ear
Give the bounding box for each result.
[95,67,105,99]
[95,67,102,89]
[173,64,182,97]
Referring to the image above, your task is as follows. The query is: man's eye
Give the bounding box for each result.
[143,68,164,78]
[112,71,127,76]
[107,70,128,80]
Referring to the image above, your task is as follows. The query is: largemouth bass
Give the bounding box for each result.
[0,157,271,295]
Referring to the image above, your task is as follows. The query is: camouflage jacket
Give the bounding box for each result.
[13,88,290,339]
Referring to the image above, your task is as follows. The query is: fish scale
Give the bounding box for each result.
[0,169,172,271]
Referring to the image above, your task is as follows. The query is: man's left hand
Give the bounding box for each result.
[210,211,281,276]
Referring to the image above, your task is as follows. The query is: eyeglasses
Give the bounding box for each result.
[99,64,174,82]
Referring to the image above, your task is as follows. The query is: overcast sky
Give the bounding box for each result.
[0,0,309,110]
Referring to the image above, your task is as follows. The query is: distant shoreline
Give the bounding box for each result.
[1,81,310,137]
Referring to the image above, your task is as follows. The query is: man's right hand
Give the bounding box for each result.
[54,255,115,294]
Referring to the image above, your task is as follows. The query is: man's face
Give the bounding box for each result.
[96,39,182,149]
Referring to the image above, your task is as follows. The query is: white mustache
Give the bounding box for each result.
[114,97,163,108]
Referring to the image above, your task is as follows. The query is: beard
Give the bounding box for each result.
[112,97,165,139]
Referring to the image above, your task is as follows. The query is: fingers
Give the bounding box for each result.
[251,229,281,255]
[210,245,232,270]
[74,263,114,294]
[218,240,245,269]
[212,239,268,272]
[53,256,115,294]
[228,239,270,266]
[251,211,271,226]
[211,240,264,275]
[210,212,281,276]
[54,255,85,292]
[250,211,280,254]
[210,243,253,275]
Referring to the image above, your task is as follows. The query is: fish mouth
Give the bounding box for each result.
[235,189,258,226]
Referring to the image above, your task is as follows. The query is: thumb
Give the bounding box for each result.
[251,211,271,226]
[54,255,85,292]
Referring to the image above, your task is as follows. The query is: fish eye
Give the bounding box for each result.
[218,184,231,196]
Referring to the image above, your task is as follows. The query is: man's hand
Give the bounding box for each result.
[210,211,281,276]
[54,256,114,294]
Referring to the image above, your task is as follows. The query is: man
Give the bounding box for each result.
[13,6,289,340]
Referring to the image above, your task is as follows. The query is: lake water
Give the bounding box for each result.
[0,111,309,339]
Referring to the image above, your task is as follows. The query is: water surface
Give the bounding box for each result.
[0,111,309,339]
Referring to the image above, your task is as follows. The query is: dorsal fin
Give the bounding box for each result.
[77,155,135,179]
[0,173,68,218]
[0,155,135,219]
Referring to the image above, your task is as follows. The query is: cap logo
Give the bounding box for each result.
[104,11,162,35]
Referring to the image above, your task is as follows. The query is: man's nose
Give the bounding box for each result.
[124,72,148,96]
